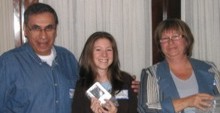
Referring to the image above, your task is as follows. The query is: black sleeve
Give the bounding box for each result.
[72,81,91,113]
[118,72,138,113]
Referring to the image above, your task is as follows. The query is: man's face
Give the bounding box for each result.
[24,12,57,56]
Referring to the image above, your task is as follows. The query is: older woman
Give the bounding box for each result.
[138,19,220,113]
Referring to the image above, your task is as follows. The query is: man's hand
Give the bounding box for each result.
[131,75,140,93]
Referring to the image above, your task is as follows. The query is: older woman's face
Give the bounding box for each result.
[160,30,187,59]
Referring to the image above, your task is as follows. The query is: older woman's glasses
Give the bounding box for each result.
[26,25,56,35]
[160,34,183,43]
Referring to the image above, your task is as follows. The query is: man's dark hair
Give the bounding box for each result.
[24,3,59,25]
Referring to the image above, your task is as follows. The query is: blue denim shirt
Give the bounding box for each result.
[0,43,79,113]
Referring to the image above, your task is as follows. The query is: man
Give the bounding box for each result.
[0,3,79,113]
[0,3,140,113]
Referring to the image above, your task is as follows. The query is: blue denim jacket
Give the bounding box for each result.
[0,43,79,113]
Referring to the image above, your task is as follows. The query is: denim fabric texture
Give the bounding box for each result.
[0,43,79,113]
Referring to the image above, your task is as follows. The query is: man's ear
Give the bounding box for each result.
[54,26,57,38]
[23,24,28,37]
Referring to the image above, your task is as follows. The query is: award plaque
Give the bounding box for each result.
[86,82,112,104]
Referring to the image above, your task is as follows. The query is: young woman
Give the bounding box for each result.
[72,31,137,113]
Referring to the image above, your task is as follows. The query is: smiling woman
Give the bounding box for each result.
[138,19,220,113]
[93,38,113,72]
[72,31,138,113]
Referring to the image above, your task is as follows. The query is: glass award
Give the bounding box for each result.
[196,95,220,113]
[86,82,112,104]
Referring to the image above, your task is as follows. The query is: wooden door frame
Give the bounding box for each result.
[152,0,181,64]
[13,0,38,47]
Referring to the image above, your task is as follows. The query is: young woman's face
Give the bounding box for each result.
[93,38,113,71]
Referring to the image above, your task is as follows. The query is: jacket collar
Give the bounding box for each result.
[23,43,57,66]
[190,59,214,94]
[156,60,180,99]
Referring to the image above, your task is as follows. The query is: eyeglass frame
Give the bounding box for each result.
[26,24,57,35]
[159,34,184,43]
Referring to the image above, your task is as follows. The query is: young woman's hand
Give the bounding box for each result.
[90,98,103,113]
[102,100,118,113]
[90,98,117,113]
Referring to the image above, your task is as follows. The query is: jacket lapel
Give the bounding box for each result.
[190,59,214,94]
[156,60,180,99]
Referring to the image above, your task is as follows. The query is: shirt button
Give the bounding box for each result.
[54,83,58,86]
[56,100,59,103]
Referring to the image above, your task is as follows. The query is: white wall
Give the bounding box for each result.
[2,0,219,79]
[39,0,153,79]
[182,0,220,70]
[0,0,15,55]
[0,0,153,80]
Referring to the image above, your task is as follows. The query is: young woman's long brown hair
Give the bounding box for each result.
[79,31,124,95]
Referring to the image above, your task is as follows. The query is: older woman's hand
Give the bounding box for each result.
[173,93,214,112]
[186,93,214,111]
